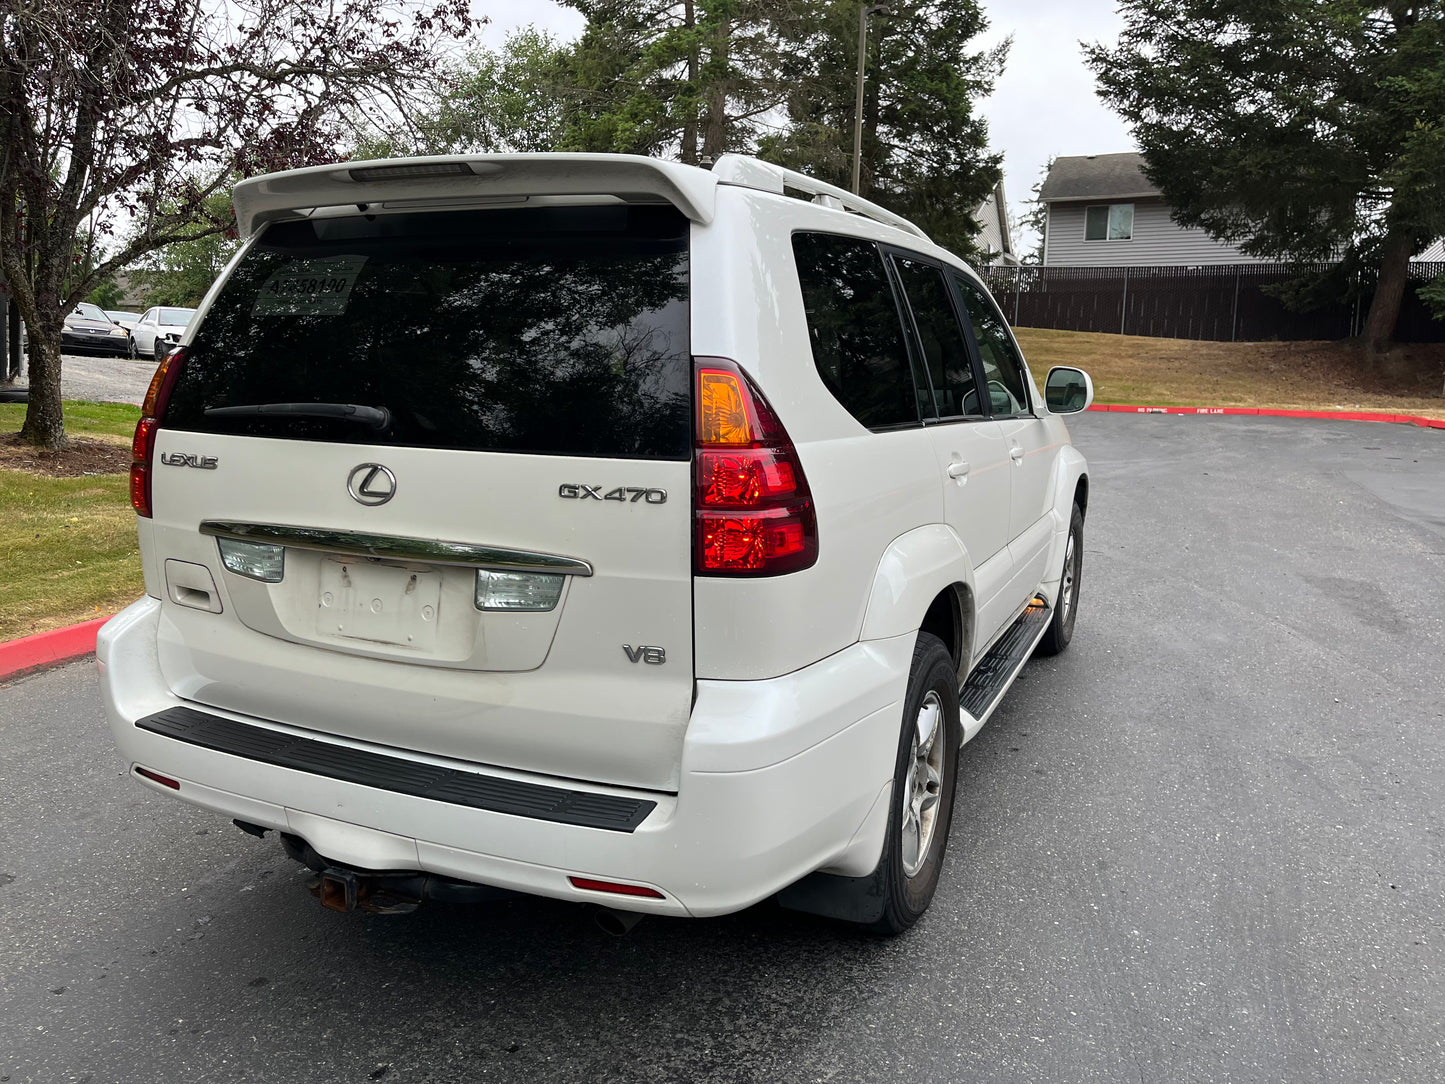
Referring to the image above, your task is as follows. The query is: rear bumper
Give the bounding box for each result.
[97,597,908,917]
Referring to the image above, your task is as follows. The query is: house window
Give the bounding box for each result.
[1085,203,1134,241]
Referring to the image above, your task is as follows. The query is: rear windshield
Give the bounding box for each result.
[166,205,691,459]
[160,308,196,325]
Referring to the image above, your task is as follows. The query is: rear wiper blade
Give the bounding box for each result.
[204,402,391,431]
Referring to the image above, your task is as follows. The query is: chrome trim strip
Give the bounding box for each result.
[199,521,593,576]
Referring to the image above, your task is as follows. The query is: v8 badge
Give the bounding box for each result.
[622,644,666,665]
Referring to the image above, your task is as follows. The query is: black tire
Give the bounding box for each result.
[153,338,167,362]
[1036,501,1083,657]
[867,632,961,936]
[127,337,138,360]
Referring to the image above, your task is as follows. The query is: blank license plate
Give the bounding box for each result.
[318,559,441,649]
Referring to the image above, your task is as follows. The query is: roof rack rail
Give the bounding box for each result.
[710,155,930,242]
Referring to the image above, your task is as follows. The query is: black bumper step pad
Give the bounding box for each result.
[959,600,1050,720]
[136,706,656,832]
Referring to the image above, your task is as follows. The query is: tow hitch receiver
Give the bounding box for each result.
[316,869,357,912]
[308,868,424,915]
[283,832,514,914]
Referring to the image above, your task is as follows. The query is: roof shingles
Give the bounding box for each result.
[1038,152,1160,203]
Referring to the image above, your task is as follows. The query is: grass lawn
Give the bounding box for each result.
[0,469,143,641]
[1014,329,1445,420]
[0,401,144,641]
[0,399,142,444]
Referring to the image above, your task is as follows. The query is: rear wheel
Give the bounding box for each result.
[153,338,167,362]
[867,632,960,935]
[1036,502,1083,656]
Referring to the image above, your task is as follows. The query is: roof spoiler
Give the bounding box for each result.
[231,154,720,239]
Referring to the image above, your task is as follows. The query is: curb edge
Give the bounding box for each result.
[0,615,111,682]
[1087,403,1445,428]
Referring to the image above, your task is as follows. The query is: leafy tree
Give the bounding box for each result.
[757,0,1007,259]
[1086,1,1445,361]
[401,27,573,155]
[0,0,476,448]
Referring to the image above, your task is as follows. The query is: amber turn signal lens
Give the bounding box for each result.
[141,351,179,416]
[697,369,754,444]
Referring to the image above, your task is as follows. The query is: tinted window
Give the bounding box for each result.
[167,206,691,459]
[953,274,1031,416]
[793,233,918,429]
[892,257,981,419]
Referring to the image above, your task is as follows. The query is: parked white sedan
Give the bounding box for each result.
[129,306,196,361]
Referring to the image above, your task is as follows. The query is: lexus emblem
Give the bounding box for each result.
[347,463,396,506]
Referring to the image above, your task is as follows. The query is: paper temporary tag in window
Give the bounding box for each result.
[252,255,367,316]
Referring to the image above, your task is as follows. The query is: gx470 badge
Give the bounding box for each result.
[559,484,667,504]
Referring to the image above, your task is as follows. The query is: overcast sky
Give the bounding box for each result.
[476,1,1136,252]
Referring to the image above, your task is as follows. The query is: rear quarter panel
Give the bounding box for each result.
[689,187,951,680]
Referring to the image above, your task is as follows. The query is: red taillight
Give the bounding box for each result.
[130,348,186,518]
[568,876,666,899]
[693,358,817,576]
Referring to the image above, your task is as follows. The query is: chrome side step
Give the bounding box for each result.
[958,597,1051,743]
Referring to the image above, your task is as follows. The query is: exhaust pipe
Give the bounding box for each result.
[593,906,647,937]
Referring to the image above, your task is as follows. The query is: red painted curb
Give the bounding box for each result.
[0,615,111,681]
[1088,403,1445,429]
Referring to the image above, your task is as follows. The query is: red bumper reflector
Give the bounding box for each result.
[135,766,180,790]
[568,876,666,899]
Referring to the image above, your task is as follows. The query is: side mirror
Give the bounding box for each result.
[1044,367,1093,414]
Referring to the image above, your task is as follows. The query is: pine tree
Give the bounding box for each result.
[758,0,1007,259]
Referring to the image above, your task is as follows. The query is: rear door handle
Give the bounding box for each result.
[1009,445,1025,464]
[946,458,970,481]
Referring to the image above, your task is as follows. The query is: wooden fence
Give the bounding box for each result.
[978,262,1445,342]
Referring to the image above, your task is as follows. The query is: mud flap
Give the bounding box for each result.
[775,865,890,925]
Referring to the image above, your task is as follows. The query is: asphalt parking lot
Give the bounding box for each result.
[2,412,1442,1083]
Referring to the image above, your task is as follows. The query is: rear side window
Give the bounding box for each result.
[953,273,1032,416]
[166,205,692,460]
[891,256,982,419]
[792,232,918,430]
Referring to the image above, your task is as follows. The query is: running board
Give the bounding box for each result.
[958,597,1051,743]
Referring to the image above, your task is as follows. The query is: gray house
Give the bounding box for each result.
[976,179,1019,266]
[1038,152,1263,267]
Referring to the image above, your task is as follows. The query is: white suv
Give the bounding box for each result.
[98,154,1092,934]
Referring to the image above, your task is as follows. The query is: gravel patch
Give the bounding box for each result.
[4,352,154,407]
